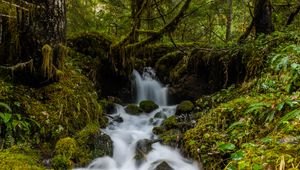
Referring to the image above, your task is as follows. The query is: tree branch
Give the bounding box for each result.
[1,0,29,11]
[112,0,148,47]
[286,5,300,26]
[126,0,192,50]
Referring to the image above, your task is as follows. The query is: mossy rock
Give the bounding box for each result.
[154,112,167,119]
[160,129,182,147]
[162,116,178,130]
[125,104,143,115]
[139,100,159,113]
[55,137,78,159]
[175,100,194,115]
[75,123,113,165]
[152,126,165,135]
[0,145,45,170]
[100,99,116,114]
[51,154,73,170]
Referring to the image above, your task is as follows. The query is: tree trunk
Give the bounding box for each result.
[253,0,274,35]
[1,0,67,85]
[238,0,273,43]
[130,0,144,43]
[226,0,233,42]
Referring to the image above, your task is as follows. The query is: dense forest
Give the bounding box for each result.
[0,0,299,169]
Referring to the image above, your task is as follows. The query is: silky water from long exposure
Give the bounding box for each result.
[77,68,200,170]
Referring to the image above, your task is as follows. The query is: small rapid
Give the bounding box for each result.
[77,68,200,170]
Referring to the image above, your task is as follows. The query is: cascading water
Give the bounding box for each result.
[77,67,200,170]
[133,68,168,106]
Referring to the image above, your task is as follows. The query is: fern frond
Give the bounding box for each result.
[0,102,12,112]
[280,109,300,123]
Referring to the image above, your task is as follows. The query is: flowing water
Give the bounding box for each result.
[77,67,200,170]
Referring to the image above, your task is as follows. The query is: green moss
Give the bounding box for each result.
[139,100,159,113]
[160,129,182,147]
[175,100,194,115]
[0,144,45,170]
[51,154,73,170]
[162,116,178,130]
[55,137,78,158]
[74,123,113,166]
[0,49,109,167]
[154,112,167,119]
[155,51,183,81]
[170,56,188,81]
[181,32,300,169]
[125,104,143,115]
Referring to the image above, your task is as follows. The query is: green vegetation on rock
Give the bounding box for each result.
[125,104,143,115]
[175,100,194,115]
[0,144,45,170]
[182,32,300,169]
[139,100,159,113]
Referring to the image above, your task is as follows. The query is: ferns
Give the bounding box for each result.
[0,102,12,112]
[280,109,300,123]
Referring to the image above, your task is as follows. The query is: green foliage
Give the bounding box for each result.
[217,142,236,152]
[183,33,300,169]
[51,154,72,170]
[0,102,40,148]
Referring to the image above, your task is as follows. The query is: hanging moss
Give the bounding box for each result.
[41,44,53,79]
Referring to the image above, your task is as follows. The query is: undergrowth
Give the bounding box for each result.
[183,31,300,170]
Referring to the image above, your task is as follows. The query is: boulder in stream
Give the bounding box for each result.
[154,161,174,170]
[139,100,159,113]
[135,139,161,166]
[175,100,194,115]
[125,104,143,115]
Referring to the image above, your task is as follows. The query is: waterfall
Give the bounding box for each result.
[76,68,200,170]
[132,68,168,106]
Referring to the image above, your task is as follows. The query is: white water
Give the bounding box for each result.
[77,68,199,170]
[133,68,168,106]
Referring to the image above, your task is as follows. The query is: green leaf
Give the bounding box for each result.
[276,103,285,111]
[0,102,12,112]
[244,103,270,115]
[218,143,236,151]
[0,113,12,124]
[14,101,21,107]
[291,63,299,70]
[226,163,237,170]
[228,121,244,131]
[252,163,263,170]
[260,137,272,143]
[280,109,300,123]
[231,150,245,160]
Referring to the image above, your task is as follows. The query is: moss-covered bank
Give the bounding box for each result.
[0,49,110,169]
[154,31,300,169]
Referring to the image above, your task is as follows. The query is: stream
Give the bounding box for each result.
[77,67,200,170]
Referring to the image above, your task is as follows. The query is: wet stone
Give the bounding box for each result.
[155,161,174,170]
